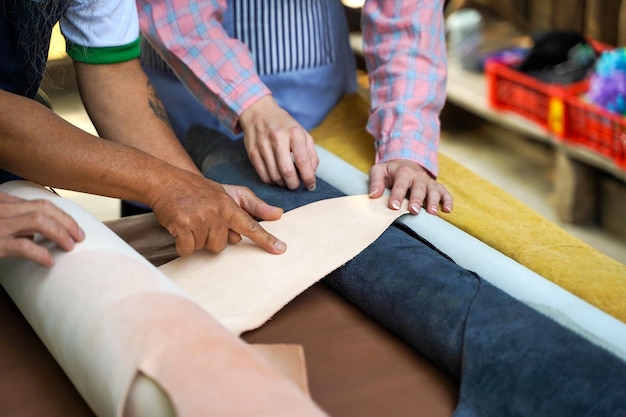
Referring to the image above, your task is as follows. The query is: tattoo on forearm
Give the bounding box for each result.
[146,80,171,126]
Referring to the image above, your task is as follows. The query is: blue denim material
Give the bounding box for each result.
[185,126,626,416]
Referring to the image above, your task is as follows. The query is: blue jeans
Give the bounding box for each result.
[185,126,626,417]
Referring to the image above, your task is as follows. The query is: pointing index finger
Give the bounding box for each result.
[230,211,286,254]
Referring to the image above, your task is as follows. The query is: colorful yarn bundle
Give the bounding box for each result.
[586,47,626,116]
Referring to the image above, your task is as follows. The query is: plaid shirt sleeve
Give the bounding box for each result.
[362,0,447,177]
[136,0,271,133]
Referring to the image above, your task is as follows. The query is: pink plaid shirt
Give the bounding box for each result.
[136,0,447,176]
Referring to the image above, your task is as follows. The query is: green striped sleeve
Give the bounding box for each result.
[66,37,141,65]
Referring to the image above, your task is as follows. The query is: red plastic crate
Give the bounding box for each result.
[485,42,626,169]
[561,89,626,168]
[485,58,584,138]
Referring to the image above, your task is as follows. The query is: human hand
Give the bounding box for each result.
[150,172,286,257]
[0,191,85,267]
[239,96,319,191]
[369,160,454,215]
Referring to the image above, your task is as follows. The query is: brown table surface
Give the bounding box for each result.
[0,214,458,417]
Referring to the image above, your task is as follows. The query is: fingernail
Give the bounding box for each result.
[274,240,287,252]
[444,204,452,213]
[411,204,421,213]
[78,227,85,240]
[369,188,379,197]
[391,200,400,210]
[430,205,438,214]
[307,183,316,191]
[43,254,55,268]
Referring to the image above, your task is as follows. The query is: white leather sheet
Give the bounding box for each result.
[0,181,331,417]
[0,180,408,417]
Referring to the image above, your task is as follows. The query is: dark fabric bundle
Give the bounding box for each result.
[518,30,598,84]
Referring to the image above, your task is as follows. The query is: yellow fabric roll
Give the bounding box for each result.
[311,93,626,324]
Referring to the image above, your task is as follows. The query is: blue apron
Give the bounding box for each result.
[142,0,357,142]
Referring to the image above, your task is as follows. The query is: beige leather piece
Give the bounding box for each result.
[117,293,323,417]
[158,194,409,335]
[251,344,311,395]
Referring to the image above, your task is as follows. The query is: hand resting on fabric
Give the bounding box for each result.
[0,191,85,267]
[239,96,319,192]
[369,159,454,215]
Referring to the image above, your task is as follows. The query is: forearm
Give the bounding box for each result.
[75,60,199,174]
[136,0,271,132]
[363,0,447,177]
[0,89,192,206]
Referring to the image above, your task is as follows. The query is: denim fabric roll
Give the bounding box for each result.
[185,125,626,417]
